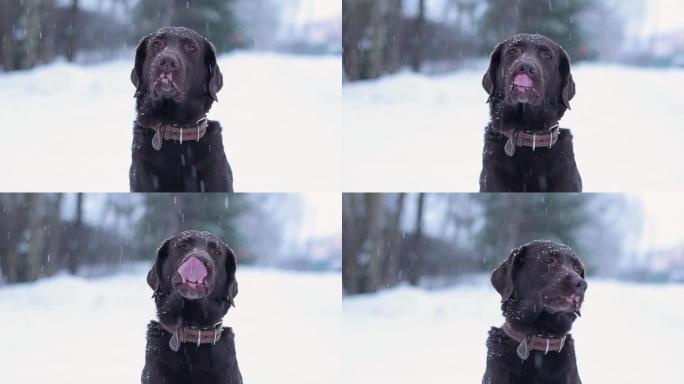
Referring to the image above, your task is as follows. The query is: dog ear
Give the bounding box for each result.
[491,244,528,302]
[558,47,575,110]
[482,41,504,103]
[204,39,223,102]
[223,243,238,307]
[147,238,170,294]
[131,35,149,94]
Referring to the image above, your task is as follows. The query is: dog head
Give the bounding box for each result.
[131,27,223,124]
[482,34,575,110]
[491,240,587,328]
[147,230,238,305]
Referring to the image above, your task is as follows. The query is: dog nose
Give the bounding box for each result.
[570,275,587,292]
[157,54,178,72]
[514,61,536,75]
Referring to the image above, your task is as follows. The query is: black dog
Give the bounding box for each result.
[480,34,581,192]
[482,240,587,384]
[130,26,233,192]
[142,230,242,384]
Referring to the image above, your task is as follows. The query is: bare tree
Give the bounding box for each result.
[385,0,404,73]
[410,0,426,72]
[380,193,406,287]
[406,193,425,286]
[65,0,80,62]
[26,194,48,281]
[67,193,84,275]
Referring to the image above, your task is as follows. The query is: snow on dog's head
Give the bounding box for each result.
[147,230,238,303]
[482,33,575,111]
[130,27,223,125]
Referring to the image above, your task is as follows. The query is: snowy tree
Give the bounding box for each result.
[479,0,597,60]
[133,0,242,51]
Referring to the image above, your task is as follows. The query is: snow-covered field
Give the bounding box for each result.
[342,278,684,383]
[0,265,341,384]
[0,52,341,192]
[343,64,684,192]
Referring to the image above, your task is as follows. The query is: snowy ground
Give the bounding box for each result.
[343,64,684,192]
[0,52,341,192]
[0,265,341,384]
[342,278,684,383]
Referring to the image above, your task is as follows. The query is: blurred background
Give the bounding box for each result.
[343,193,684,295]
[0,193,341,286]
[343,0,683,80]
[341,1,684,192]
[0,0,341,71]
[342,193,684,384]
[0,0,341,192]
[0,192,342,384]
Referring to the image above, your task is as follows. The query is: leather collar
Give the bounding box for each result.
[501,320,567,360]
[137,117,209,150]
[160,321,224,352]
[489,123,561,156]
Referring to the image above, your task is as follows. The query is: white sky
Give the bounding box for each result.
[297,0,341,23]
[641,0,684,36]
[301,192,341,240]
[634,193,684,252]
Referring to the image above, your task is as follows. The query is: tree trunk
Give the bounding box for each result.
[26,194,48,281]
[381,193,405,287]
[385,0,404,73]
[65,0,80,62]
[45,194,63,276]
[411,0,426,72]
[361,193,384,293]
[343,194,363,294]
[0,0,21,71]
[22,0,42,69]
[407,193,425,286]
[342,0,362,81]
[67,193,84,275]
[366,0,388,79]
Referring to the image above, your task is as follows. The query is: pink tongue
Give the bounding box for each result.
[178,256,207,283]
[513,73,533,87]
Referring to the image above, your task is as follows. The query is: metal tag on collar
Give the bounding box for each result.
[169,328,181,352]
[197,329,202,347]
[212,321,222,345]
[152,130,163,150]
[504,135,516,157]
[196,117,207,142]
[151,126,167,151]
[516,335,531,360]
[558,335,566,352]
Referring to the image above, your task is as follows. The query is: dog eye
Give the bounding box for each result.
[151,41,162,49]
[540,50,552,60]
[185,43,197,53]
[211,248,221,256]
[178,242,190,250]
[574,265,583,274]
[543,257,555,264]
[506,47,518,55]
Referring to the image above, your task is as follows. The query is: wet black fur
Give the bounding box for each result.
[479,34,581,192]
[482,240,587,384]
[129,26,233,192]
[142,230,241,384]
